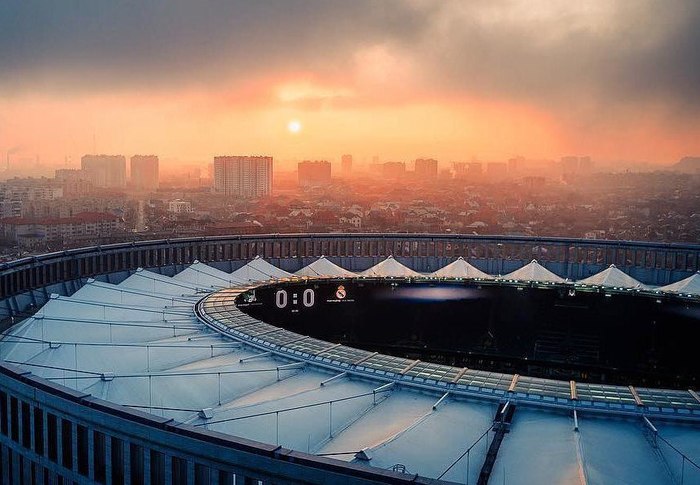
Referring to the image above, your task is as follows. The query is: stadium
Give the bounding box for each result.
[1,234,699,484]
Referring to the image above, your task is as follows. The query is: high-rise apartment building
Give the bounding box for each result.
[298,160,331,187]
[213,156,273,197]
[341,154,352,177]
[81,155,126,188]
[130,155,159,191]
[414,158,438,179]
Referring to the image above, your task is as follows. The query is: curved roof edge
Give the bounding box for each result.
[197,282,700,423]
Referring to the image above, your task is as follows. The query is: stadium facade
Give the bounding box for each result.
[0,234,699,484]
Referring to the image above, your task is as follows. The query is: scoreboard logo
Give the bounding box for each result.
[335,285,347,299]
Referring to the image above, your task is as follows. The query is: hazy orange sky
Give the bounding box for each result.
[1,1,699,168]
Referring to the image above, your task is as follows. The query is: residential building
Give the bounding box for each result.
[131,155,159,191]
[0,212,123,247]
[341,154,352,177]
[168,199,193,213]
[414,158,438,180]
[81,154,127,188]
[214,156,273,197]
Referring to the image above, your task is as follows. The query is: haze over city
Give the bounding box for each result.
[2,0,700,168]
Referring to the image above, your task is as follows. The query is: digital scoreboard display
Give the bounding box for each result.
[238,282,356,315]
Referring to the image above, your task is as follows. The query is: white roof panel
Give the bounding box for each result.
[577,416,672,484]
[296,257,356,278]
[173,261,244,288]
[490,409,579,485]
[119,269,201,295]
[431,257,493,279]
[577,264,645,289]
[658,271,700,296]
[230,256,292,282]
[361,256,421,277]
[367,399,495,484]
[503,260,565,283]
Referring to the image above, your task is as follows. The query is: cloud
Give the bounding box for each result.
[2,0,699,117]
[0,1,428,93]
[432,1,700,112]
[1,0,699,164]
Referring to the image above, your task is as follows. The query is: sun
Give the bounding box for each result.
[287,119,302,134]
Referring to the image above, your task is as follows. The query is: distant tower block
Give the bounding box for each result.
[81,154,127,188]
[341,154,352,177]
[130,155,159,191]
[214,155,273,197]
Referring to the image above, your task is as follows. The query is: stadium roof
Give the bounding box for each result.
[430,256,493,279]
[172,260,244,288]
[360,255,422,278]
[502,259,566,283]
[295,256,357,278]
[230,255,292,282]
[577,264,646,289]
[1,257,699,483]
[658,271,700,295]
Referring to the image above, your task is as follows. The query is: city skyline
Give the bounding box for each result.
[1,1,700,168]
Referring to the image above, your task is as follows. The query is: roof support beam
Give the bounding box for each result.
[314,343,342,357]
[643,416,657,435]
[451,367,468,384]
[628,385,644,407]
[352,352,378,366]
[508,374,520,392]
[570,380,578,401]
[239,351,272,363]
[432,392,450,410]
[280,335,309,348]
[399,359,420,375]
[320,372,347,387]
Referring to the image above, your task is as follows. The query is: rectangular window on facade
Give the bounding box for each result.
[130,444,145,485]
[150,450,165,485]
[7,447,13,483]
[218,471,234,485]
[61,419,73,469]
[111,437,125,485]
[0,391,7,435]
[47,413,58,462]
[171,456,187,485]
[21,401,31,448]
[76,425,89,476]
[194,464,211,485]
[10,397,18,442]
[93,431,106,483]
[33,407,44,456]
